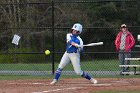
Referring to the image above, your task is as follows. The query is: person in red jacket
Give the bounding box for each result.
[115,24,135,75]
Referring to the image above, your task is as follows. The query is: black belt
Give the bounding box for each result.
[67,51,77,53]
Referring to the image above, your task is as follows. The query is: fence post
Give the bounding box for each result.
[51,0,55,74]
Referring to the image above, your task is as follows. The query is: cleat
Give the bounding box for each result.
[50,79,57,85]
[90,78,97,84]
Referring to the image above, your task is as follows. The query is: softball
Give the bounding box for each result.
[45,50,51,55]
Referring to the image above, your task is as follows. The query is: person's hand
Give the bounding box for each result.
[75,44,80,48]
[71,42,79,48]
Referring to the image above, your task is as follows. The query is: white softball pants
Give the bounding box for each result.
[58,52,83,75]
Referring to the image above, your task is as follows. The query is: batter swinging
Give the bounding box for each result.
[50,23,97,85]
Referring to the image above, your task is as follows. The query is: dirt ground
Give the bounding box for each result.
[0,78,140,93]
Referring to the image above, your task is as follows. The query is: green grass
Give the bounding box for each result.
[0,59,119,71]
[0,59,139,71]
[0,63,52,71]
[81,59,119,71]
[0,59,139,80]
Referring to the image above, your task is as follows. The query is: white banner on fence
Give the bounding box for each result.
[12,34,21,45]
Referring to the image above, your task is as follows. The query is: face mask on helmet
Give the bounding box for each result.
[72,23,83,34]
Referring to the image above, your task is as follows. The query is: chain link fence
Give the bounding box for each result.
[0,0,140,77]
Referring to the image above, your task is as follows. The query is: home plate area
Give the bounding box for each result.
[0,78,140,93]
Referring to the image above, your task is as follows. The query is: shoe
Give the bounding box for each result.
[90,78,97,84]
[50,79,57,85]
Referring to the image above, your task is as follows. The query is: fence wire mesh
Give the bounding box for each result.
[0,0,140,77]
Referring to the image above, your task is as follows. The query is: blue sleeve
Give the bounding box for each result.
[69,40,73,45]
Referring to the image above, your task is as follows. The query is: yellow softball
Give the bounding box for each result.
[45,50,51,55]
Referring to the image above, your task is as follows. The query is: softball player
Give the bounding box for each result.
[50,23,97,85]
